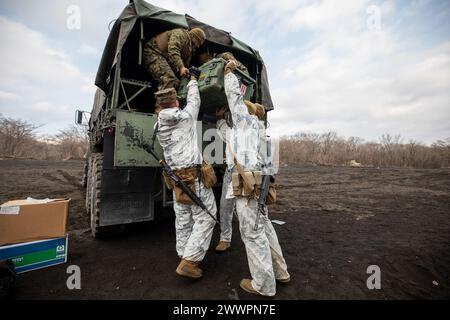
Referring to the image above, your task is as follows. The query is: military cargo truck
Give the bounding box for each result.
[80,0,275,237]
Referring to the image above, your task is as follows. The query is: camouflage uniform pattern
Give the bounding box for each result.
[218,168,235,242]
[157,79,217,261]
[156,80,202,170]
[173,179,217,261]
[223,73,261,171]
[166,29,193,72]
[216,118,235,242]
[143,38,179,91]
[143,28,193,91]
[235,198,290,296]
[258,120,279,176]
[224,72,290,296]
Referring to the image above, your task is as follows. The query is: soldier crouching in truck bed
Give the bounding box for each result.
[153,74,217,279]
[143,27,206,92]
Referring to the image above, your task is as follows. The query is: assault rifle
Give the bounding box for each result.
[254,174,274,231]
[142,143,218,224]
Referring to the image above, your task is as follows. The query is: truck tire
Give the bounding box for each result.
[85,155,93,212]
[90,153,103,238]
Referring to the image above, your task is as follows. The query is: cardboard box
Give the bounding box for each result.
[0,235,68,273]
[0,198,70,246]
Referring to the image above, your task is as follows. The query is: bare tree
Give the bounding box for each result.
[280,131,450,169]
[0,114,41,157]
[54,125,88,160]
[432,138,450,168]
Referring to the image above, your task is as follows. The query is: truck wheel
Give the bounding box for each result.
[85,155,93,212]
[80,156,88,189]
[90,153,103,238]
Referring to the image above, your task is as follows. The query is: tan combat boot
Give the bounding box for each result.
[176,259,203,279]
[276,276,291,284]
[239,278,261,295]
[215,241,231,252]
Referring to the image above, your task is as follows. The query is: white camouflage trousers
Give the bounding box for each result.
[235,197,290,296]
[173,179,217,262]
[219,169,235,242]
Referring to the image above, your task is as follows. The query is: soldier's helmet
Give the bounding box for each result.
[189,28,206,48]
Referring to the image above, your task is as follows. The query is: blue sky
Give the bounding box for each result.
[0,0,449,144]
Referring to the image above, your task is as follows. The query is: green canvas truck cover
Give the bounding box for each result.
[92,0,274,127]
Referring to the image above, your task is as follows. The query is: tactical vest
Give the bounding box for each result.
[153,29,192,67]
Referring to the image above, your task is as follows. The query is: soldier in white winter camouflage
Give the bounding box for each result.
[222,60,290,296]
[154,75,217,279]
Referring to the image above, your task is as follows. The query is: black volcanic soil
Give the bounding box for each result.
[0,160,449,299]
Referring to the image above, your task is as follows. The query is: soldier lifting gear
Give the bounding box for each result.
[222,60,290,296]
[214,99,266,252]
[143,27,206,92]
[152,75,217,280]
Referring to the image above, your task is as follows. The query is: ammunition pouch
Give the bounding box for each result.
[254,183,277,205]
[200,162,217,189]
[162,162,217,205]
[173,167,198,205]
[162,171,175,190]
[231,170,277,205]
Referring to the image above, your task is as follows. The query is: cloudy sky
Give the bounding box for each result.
[0,0,449,144]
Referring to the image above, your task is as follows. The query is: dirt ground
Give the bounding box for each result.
[1,160,449,300]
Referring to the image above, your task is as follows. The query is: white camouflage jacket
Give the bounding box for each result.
[156,80,202,170]
[223,72,262,172]
[217,117,277,175]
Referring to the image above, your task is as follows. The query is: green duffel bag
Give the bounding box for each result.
[177,58,255,115]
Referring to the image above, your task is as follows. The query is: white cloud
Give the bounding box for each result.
[268,34,450,142]
[0,0,448,143]
[0,90,19,101]
[288,0,369,30]
[78,44,101,57]
[403,0,432,16]
[31,102,52,112]
[0,17,83,84]
[265,2,450,144]
[0,16,94,134]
